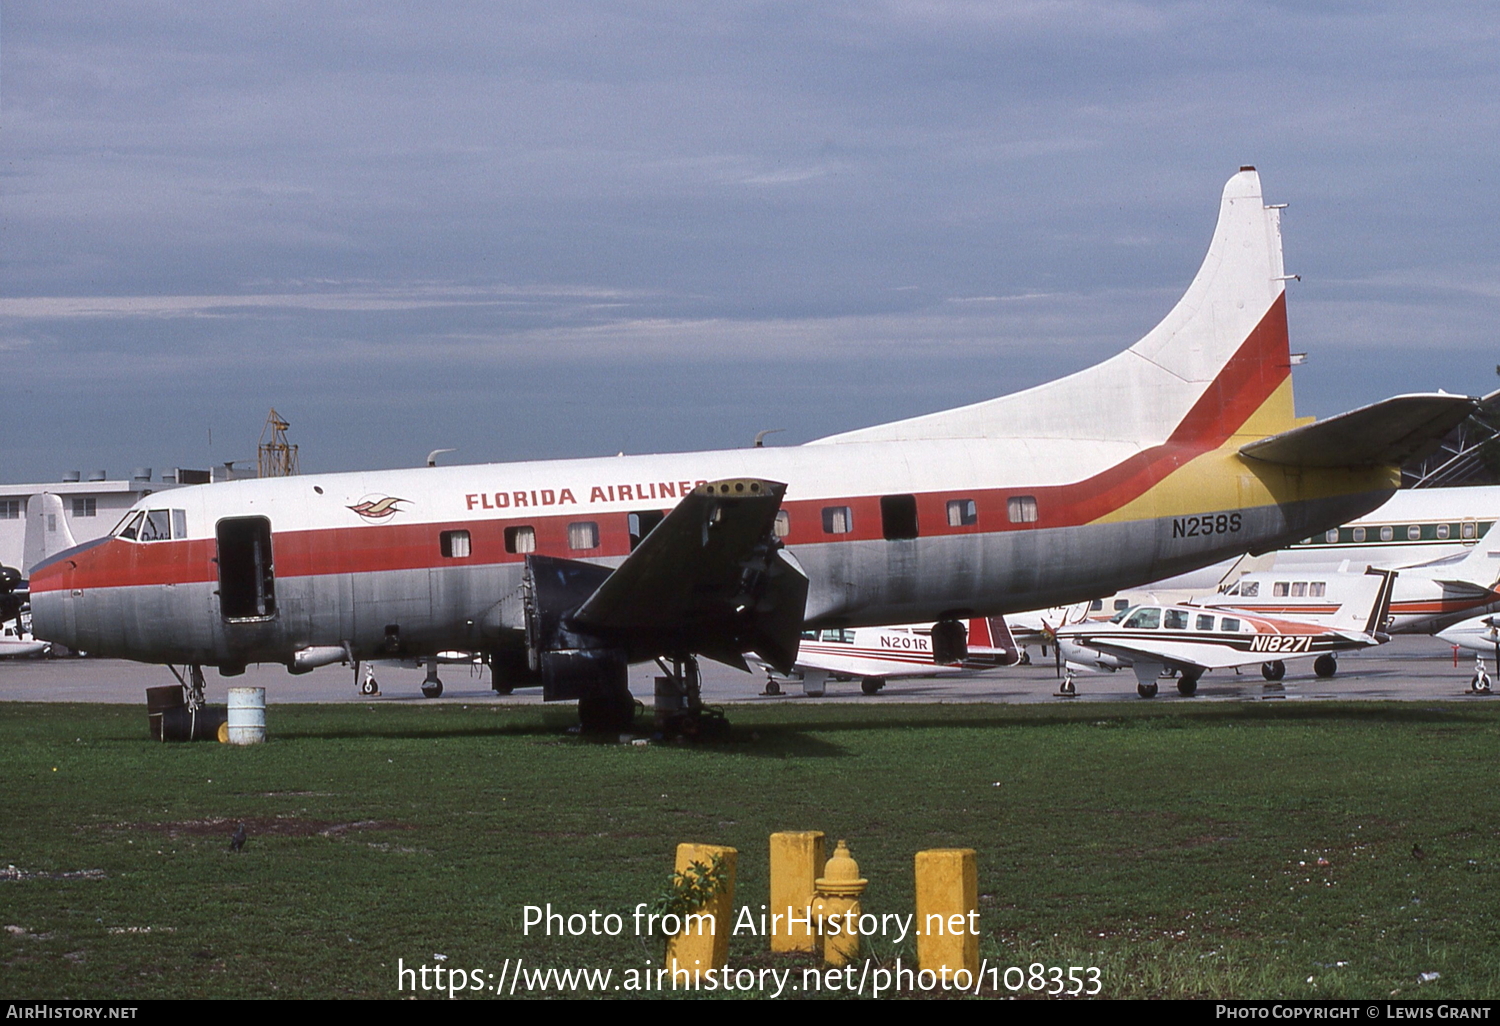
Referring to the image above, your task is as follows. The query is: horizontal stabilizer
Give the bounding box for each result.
[1239,393,1479,469]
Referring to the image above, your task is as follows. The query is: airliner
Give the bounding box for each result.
[28,168,1479,731]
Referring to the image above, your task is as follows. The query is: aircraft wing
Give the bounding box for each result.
[568,478,809,672]
[1239,392,1480,468]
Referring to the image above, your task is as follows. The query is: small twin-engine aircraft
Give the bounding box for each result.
[1434,614,1500,693]
[1053,568,1397,698]
[762,617,1020,696]
[26,169,1481,731]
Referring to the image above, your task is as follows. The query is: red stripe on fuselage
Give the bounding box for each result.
[32,298,1291,595]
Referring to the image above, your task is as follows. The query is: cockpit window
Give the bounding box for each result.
[1110,606,1135,623]
[1123,608,1162,629]
[114,511,145,541]
[115,508,186,542]
[140,510,172,542]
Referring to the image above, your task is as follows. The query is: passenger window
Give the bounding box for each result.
[1240,581,1259,597]
[1463,523,1478,539]
[1273,582,1289,597]
[822,507,852,535]
[440,530,471,558]
[1291,582,1307,597]
[1090,599,1104,611]
[1437,524,1451,540]
[1123,608,1162,629]
[504,526,535,554]
[568,522,599,550]
[1353,527,1366,542]
[1325,529,1339,543]
[774,510,790,538]
[1113,598,1130,611]
[1380,526,1394,542]
[946,499,978,527]
[1163,609,1188,629]
[1195,614,1215,631]
[881,495,919,540]
[1007,496,1038,524]
[1310,582,1326,597]
[821,628,855,643]
[1220,617,1241,632]
[1407,525,1421,540]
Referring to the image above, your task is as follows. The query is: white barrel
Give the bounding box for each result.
[226,687,267,745]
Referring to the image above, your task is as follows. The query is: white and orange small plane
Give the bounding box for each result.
[1053,568,1397,698]
[25,169,1481,730]
[762,617,1020,696]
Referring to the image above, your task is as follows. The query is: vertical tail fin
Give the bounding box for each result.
[812,167,1296,446]
[1328,568,1398,634]
[22,494,78,577]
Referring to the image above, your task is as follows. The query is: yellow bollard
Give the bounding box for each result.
[663,843,736,979]
[769,831,824,953]
[915,848,979,981]
[812,839,868,967]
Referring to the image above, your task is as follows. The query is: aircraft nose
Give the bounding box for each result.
[28,589,68,647]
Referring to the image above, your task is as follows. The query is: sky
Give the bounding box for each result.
[3,2,1498,484]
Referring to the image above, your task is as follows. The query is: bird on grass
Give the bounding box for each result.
[229,823,247,853]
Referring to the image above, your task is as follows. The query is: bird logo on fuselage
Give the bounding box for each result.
[348,495,409,521]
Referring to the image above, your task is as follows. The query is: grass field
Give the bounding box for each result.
[2,699,1498,999]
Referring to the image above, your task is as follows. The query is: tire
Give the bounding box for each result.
[1176,671,1200,697]
[421,680,443,699]
[359,679,379,696]
[1313,654,1337,679]
[1137,681,1159,699]
[860,677,884,695]
[1261,660,1286,682]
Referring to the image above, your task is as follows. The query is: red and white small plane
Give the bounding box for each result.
[1053,568,1397,698]
[762,617,1020,696]
[26,169,1480,731]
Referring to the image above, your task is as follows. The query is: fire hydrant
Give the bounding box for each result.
[810,839,868,966]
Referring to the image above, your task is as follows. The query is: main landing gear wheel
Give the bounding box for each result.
[421,658,443,698]
[1261,660,1287,682]
[1313,654,1338,679]
[861,677,885,695]
[1137,681,1159,699]
[1177,670,1201,697]
[763,678,782,696]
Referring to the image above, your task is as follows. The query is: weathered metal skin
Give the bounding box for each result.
[35,490,1386,668]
